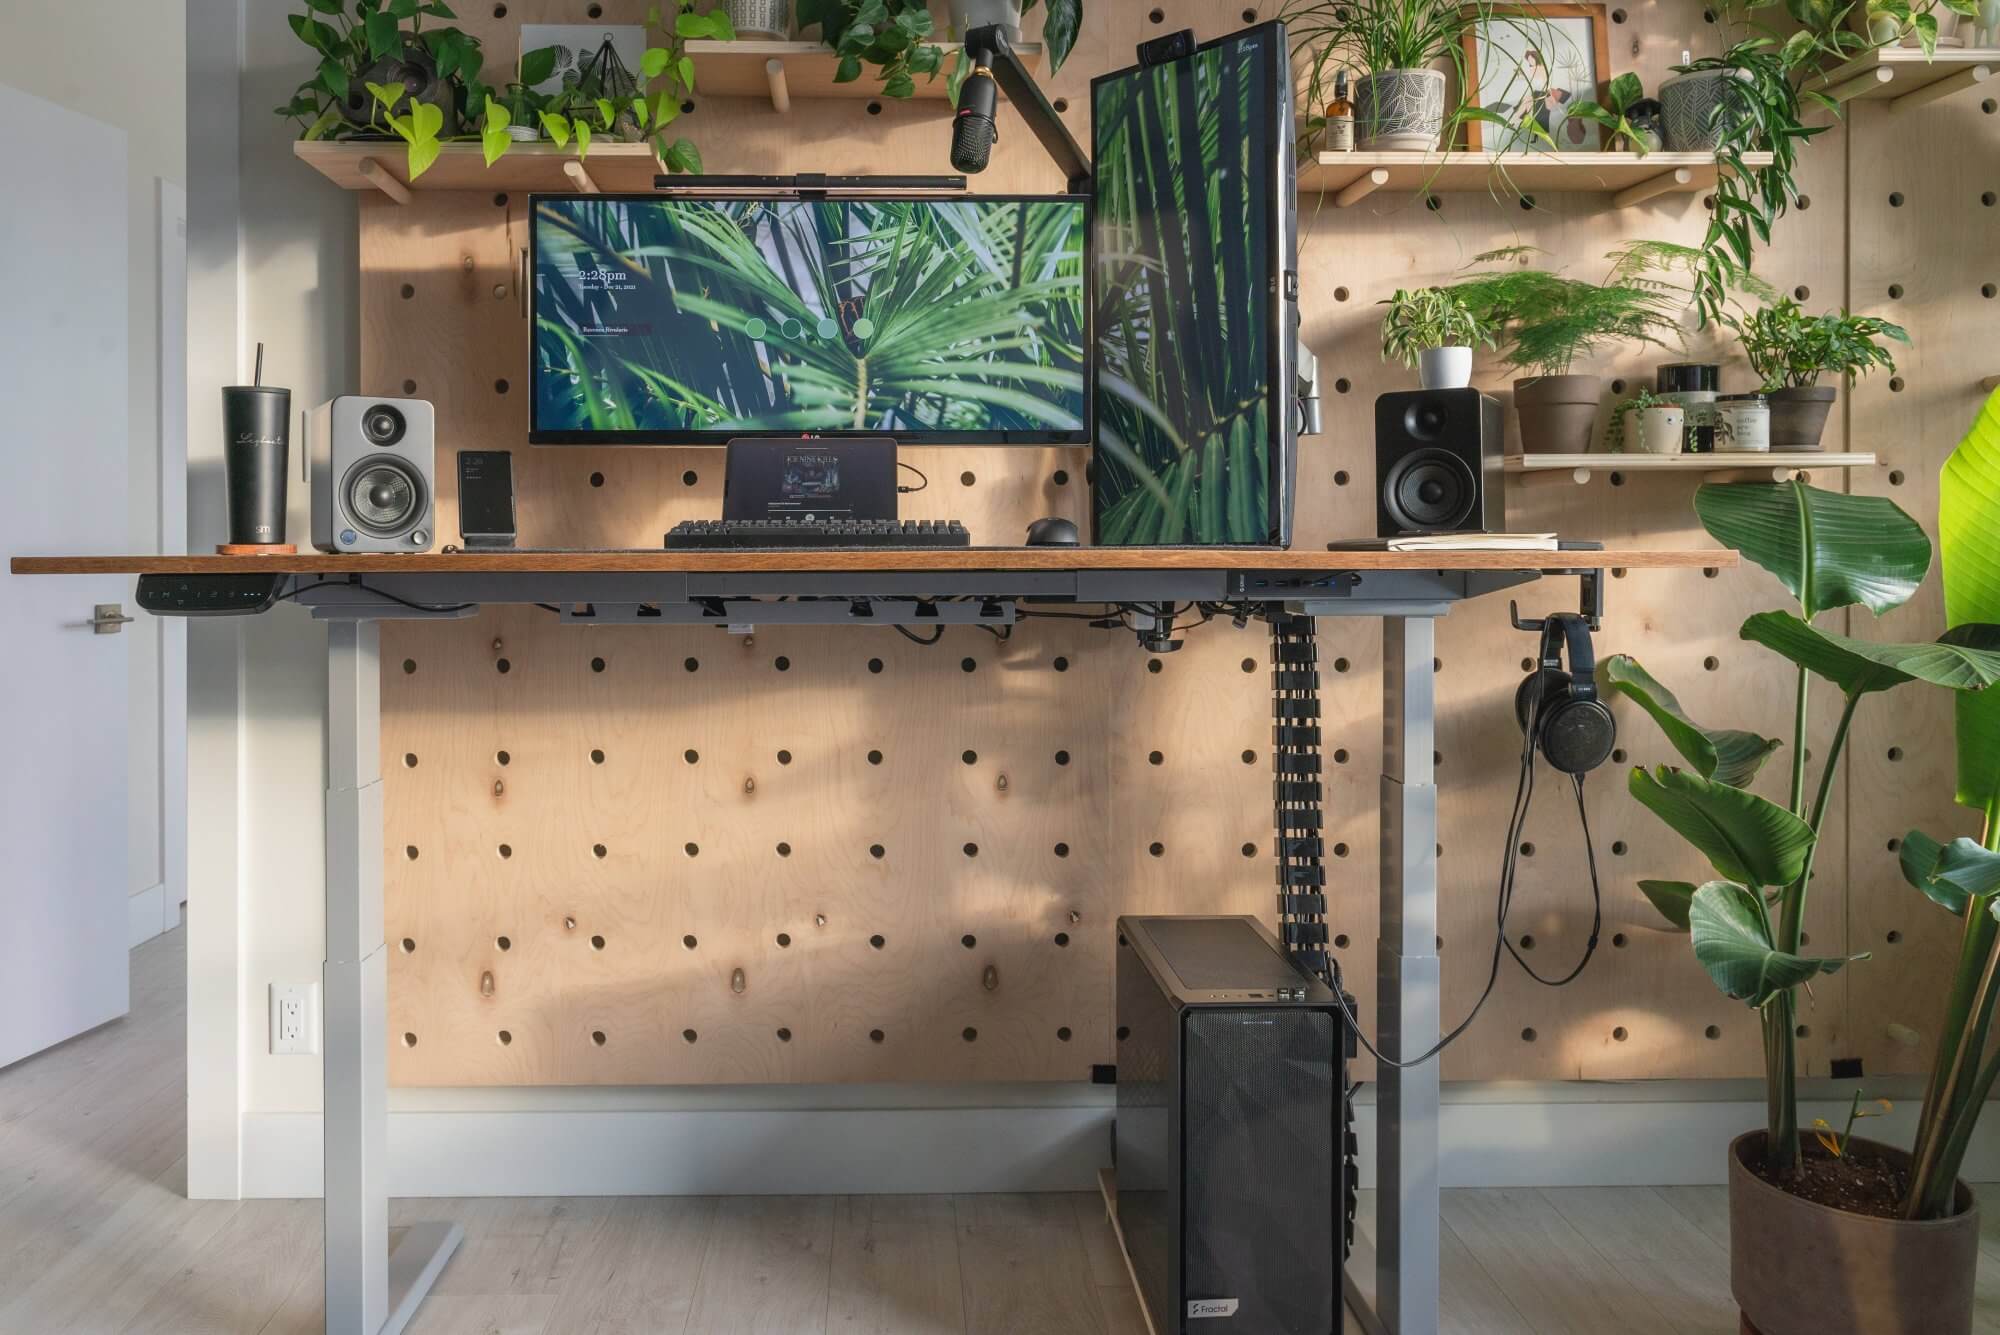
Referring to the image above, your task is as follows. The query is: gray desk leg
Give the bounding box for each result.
[1376,615,1441,1335]
[324,620,461,1335]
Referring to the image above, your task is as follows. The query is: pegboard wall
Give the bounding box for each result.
[360,0,1998,1087]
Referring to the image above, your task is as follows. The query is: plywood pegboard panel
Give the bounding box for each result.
[345,0,1975,1089]
[1839,90,2000,1079]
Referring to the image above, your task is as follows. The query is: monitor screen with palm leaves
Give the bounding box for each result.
[1090,22,1294,547]
[530,194,1088,445]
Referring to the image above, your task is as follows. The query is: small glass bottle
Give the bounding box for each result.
[1326,70,1355,152]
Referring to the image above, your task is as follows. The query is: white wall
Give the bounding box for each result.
[0,2,187,921]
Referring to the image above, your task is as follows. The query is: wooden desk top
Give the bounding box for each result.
[10,547,1733,576]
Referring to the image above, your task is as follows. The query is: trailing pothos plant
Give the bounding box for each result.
[1603,480,2000,1180]
[798,0,946,98]
[1895,387,2000,1219]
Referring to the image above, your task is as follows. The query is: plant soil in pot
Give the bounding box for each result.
[1418,346,1472,390]
[1514,374,1601,454]
[1356,69,1446,150]
[1730,1131,1978,1335]
[1767,385,1835,451]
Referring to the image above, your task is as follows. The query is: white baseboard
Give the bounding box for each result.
[234,1085,2000,1200]
[127,884,166,948]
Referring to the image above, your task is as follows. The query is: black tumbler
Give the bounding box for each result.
[222,384,291,546]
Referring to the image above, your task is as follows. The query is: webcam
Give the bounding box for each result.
[1137,29,1196,66]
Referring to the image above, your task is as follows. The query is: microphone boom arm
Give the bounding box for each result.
[962,24,1092,192]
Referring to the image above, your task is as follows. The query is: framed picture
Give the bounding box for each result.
[1461,4,1611,152]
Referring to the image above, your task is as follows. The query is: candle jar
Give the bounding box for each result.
[1717,392,1771,453]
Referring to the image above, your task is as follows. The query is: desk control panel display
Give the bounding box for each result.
[136,572,288,616]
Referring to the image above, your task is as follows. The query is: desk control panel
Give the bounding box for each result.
[136,572,289,616]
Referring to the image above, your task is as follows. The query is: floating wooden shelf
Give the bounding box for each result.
[1300,149,1775,207]
[295,140,664,199]
[1508,451,1877,486]
[683,39,1042,110]
[1812,46,1997,107]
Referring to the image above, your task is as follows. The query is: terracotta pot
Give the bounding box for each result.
[1513,374,1602,454]
[1767,385,1836,452]
[1730,1131,1978,1335]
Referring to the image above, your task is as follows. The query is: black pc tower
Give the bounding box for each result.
[1116,915,1350,1333]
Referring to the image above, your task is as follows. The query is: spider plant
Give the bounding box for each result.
[1378,288,1491,367]
[534,198,1085,436]
[1092,28,1276,544]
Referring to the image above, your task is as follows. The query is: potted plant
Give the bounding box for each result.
[947,0,1080,71]
[1731,297,1910,452]
[1602,388,1684,454]
[796,0,946,97]
[729,0,792,38]
[1446,246,1682,455]
[1602,478,2000,1335]
[1378,287,1490,389]
[1284,0,1475,150]
[278,0,486,172]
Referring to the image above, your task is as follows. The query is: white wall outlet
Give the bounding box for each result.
[269,982,318,1055]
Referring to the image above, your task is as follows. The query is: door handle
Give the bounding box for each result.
[87,603,136,634]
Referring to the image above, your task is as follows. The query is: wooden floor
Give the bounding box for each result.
[5,928,2000,1334]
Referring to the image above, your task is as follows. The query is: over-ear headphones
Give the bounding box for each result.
[1514,613,1616,775]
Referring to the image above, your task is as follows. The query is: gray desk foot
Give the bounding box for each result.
[379,1221,464,1335]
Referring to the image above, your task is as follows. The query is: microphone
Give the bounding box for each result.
[950,62,998,173]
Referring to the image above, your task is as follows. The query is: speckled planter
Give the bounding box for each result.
[1731,1131,1977,1335]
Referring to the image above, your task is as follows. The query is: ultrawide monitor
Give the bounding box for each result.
[530,194,1089,445]
[1090,21,1298,547]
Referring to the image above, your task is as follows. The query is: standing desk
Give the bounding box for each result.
[11,546,1727,1335]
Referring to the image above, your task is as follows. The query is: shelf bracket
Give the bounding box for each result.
[1826,65,1896,103]
[1335,168,1390,208]
[1891,62,1990,112]
[765,57,791,113]
[355,156,412,205]
[1610,165,1694,210]
[561,159,601,194]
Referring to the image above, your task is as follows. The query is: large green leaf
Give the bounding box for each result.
[1941,388,2000,811]
[1629,765,1816,888]
[1739,612,2000,698]
[1639,879,1697,931]
[1689,881,1863,1006]
[1899,830,2000,915]
[1597,655,1781,787]
[1694,481,1932,619]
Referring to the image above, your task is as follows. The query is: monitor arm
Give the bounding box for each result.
[961,24,1092,193]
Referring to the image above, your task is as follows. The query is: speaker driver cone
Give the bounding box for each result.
[1385,448,1476,532]
[342,457,426,537]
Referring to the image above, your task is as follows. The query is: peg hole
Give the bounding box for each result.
[963,1026,979,1041]
[871,843,887,859]
[1705,1025,1721,1040]
[591,748,606,764]
[685,841,700,857]
[497,1030,512,1045]
[496,935,511,951]
[777,749,792,764]
[1612,1026,1629,1042]
[1149,841,1165,857]
[403,1032,418,1048]
[590,934,605,951]
[777,1027,792,1042]
[1054,932,1070,947]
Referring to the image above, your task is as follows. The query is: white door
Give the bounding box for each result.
[0,82,132,1068]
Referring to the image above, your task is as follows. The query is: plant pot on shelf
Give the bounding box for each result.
[1514,374,1602,454]
[1419,346,1472,390]
[338,41,460,137]
[1355,69,1446,150]
[1849,3,1913,43]
[1767,385,1836,451]
[728,0,791,37]
[1730,1131,1978,1335]
[948,0,1024,40]
[1634,404,1686,454]
[1658,67,1745,151]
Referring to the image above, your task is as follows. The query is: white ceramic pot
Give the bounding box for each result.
[1636,405,1687,455]
[1355,69,1447,151]
[1419,346,1473,390]
[728,0,790,37]
[948,0,1023,41]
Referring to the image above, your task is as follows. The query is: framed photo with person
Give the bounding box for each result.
[1461,4,1611,151]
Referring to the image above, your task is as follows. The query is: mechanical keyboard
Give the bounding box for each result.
[665,518,972,549]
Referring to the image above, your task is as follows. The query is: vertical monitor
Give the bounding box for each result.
[530,195,1089,445]
[1090,23,1297,546]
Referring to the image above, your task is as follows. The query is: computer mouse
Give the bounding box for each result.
[1025,516,1081,546]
